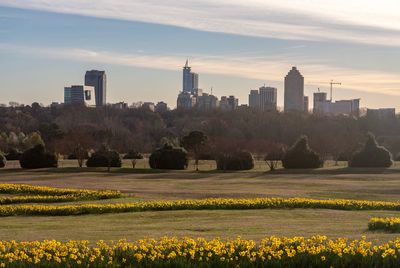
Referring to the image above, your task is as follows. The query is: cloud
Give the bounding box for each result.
[1,0,400,46]
[1,43,399,97]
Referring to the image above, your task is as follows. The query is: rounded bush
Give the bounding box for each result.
[123,150,144,159]
[149,145,188,170]
[19,144,58,169]
[216,151,254,171]
[0,153,6,168]
[282,136,323,169]
[5,148,22,160]
[86,148,121,168]
[349,133,393,168]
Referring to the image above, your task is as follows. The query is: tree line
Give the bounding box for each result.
[0,103,399,165]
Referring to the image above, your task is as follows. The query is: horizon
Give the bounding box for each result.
[0,2,399,110]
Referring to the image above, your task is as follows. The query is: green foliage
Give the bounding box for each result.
[282,136,323,169]
[349,133,393,168]
[149,144,188,170]
[19,144,58,169]
[216,151,254,171]
[86,146,121,168]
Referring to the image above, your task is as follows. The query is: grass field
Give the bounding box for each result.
[1,160,400,243]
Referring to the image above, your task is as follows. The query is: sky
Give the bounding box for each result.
[0,0,399,109]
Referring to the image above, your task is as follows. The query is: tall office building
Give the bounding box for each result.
[248,90,260,109]
[303,96,309,113]
[259,86,277,111]
[284,67,304,112]
[64,85,85,105]
[85,70,106,106]
[182,60,199,94]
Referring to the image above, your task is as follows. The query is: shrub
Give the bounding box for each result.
[282,136,323,169]
[123,150,144,159]
[264,144,286,171]
[149,144,188,170]
[86,147,121,168]
[0,153,6,168]
[349,133,393,168]
[19,144,58,169]
[216,151,254,171]
[5,148,22,160]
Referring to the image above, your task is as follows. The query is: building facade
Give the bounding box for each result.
[259,86,277,111]
[197,93,219,111]
[284,67,304,112]
[366,108,396,119]
[182,60,198,94]
[248,90,260,109]
[64,85,85,105]
[303,96,309,113]
[177,91,197,109]
[85,70,107,106]
[313,91,360,116]
[178,60,200,109]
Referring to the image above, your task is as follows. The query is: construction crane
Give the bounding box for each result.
[309,80,342,101]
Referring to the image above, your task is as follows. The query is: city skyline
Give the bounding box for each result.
[0,2,399,109]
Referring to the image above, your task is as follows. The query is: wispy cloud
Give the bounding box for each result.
[1,0,400,46]
[1,43,399,97]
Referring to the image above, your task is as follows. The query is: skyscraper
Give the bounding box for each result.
[259,86,277,111]
[284,67,304,112]
[182,60,198,94]
[64,85,84,105]
[85,70,106,106]
[248,90,260,109]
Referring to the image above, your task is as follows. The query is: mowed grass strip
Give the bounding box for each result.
[3,197,400,216]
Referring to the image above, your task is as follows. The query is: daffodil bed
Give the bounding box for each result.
[2,196,400,217]
[1,236,400,267]
[369,217,400,233]
[0,184,120,204]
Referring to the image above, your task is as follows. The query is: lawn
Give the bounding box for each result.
[1,162,400,243]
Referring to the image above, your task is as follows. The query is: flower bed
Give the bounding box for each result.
[0,236,400,267]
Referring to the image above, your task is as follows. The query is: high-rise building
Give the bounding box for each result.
[182,60,199,94]
[177,91,197,109]
[64,85,85,105]
[197,93,219,111]
[313,92,328,113]
[259,86,277,111]
[284,67,304,112]
[85,70,106,106]
[313,91,360,117]
[303,96,309,113]
[367,108,396,119]
[248,90,260,109]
